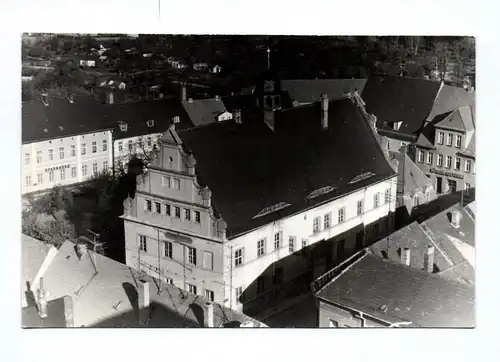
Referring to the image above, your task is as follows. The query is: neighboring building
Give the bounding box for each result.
[312,251,474,328]
[22,240,265,328]
[211,64,223,74]
[22,95,113,195]
[281,78,367,106]
[415,105,476,194]
[121,87,398,314]
[181,92,230,127]
[388,150,436,225]
[79,58,97,68]
[362,75,443,154]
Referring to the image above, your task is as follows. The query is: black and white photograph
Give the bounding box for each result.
[20,33,476,329]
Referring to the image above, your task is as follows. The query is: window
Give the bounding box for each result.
[445,156,452,169]
[103,161,108,171]
[417,150,424,162]
[48,149,54,161]
[338,207,346,223]
[437,154,443,167]
[274,232,282,250]
[357,200,363,216]
[185,209,191,221]
[289,236,296,253]
[70,145,76,157]
[92,162,98,176]
[234,248,244,267]
[37,173,43,185]
[456,135,462,148]
[25,175,31,187]
[235,286,244,304]
[175,206,181,218]
[92,142,97,153]
[257,277,266,294]
[465,183,471,194]
[203,251,213,270]
[173,178,181,190]
[188,247,197,265]
[455,157,461,171]
[162,176,171,188]
[195,211,201,223]
[139,235,147,252]
[60,168,65,180]
[426,152,433,165]
[128,140,133,151]
[59,147,64,159]
[164,241,172,258]
[187,284,197,295]
[384,189,391,204]
[413,195,420,206]
[372,224,379,238]
[36,151,42,164]
[373,193,379,208]
[302,239,308,249]
[147,137,152,147]
[437,131,444,144]
[81,144,86,155]
[465,159,471,172]
[102,140,108,152]
[118,142,123,152]
[447,133,453,146]
[324,213,331,228]
[313,216,321,233]
[165,204,171,216]
[145,199,152,212]
[155,202,161,214]
[257,239,265,257]
[82,165,87,176]
[71,167,76,178]
[204,289,214,302]
[49,170,54,183]
[164,277,173,285]
[24,153,30,165]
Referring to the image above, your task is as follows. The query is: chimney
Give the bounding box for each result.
[424,244,435,273]
[401,247,411,266]
[215,95,219,101]
[451,210,462,228]
[141,280,150,309]
[76,243,87,259]
[188,98,193,104]
[186,153,196,176]
[201,187,211,207]
[205,302,214,328]
[321,93,329,129]
[181,86,187,101]
[106,91,114,104]
[37,277,48,319]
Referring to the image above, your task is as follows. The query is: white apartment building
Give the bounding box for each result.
[121,94,398,313]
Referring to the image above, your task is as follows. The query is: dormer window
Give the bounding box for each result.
[146,119,154,127]
[172,116,180,124]
[118,122,128,132]
[253,202,291,219]
[393,121,402,131]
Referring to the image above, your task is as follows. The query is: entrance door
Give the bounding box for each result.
[448,179,457,193]
[436,177,443,194]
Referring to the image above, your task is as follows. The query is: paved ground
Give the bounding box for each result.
[262,294,317,328]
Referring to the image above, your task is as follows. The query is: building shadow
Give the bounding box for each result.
[25,282,37,307]
[189,303,205,327]
[122,282,139,318]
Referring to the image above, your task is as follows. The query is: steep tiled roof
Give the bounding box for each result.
[181,98,227,127]
[435,106,475,132]
[281,79,367,103]
[179,98,396,238]
[362,75,442,136]
[317,253,475,327]
[426,85,475,123]
[38,241,264,328]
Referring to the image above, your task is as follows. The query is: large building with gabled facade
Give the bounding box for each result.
[120,75,398,314]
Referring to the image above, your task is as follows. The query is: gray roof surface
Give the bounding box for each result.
[280,79,367,103]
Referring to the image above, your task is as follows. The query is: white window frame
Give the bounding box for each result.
[118,142,123,152]
[313,216,321,233]
[455,157,461,171]
[102,139,108,152]
[357,200,363,216]
[71,167,76,178]
[426,152,433,165]
[338,207,345,223]
[437,154,443,167]
[257,239,266,257]
[174,206,181,219]
[274,232,282,250]
[185,208,191,221]
[455,134,462,148]
[92,141,97,153]
[81,144,86,155]
[60,168,65,180]
[59,147,64,159]
[373,193,380,208]
[187,246,197,265]
[465,159,471,173]
[48,149,54,161]
[92,162,98,175]
[195,211,201,223]
[418,150,424,163]
[70,145,76,157]
[204,289,214,302]
[187,283,197,295]
[139,235,147,252]
[36,151,42,164]
[164,241,172,258]
[49,170,54,183]
[165,204,171,216]
[155,202,161,214]
[447,133,453,146]
[384,189,391,204]
[288,236,296,253]
[324,213,331,228]
[82,165,87,176]
[437,131,444,145]
[446,156,452,169]
[145,199,152,212]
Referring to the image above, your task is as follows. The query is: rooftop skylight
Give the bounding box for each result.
[349,172,375,184]
[253,202,291,219]
[306,186,336,199]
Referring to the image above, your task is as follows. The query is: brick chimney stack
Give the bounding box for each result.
[424,244,435,273]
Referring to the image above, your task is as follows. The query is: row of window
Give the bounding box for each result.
[162,176,181,190]
[186,284,243,305]
[24,141,108,166]
[144,199,201,223]
[437,131,462,148]
[418,150,473,172]
[118,137,154,152]
[24,161,108,187]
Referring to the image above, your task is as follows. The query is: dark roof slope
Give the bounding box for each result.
[281,79,367,103]
[362,75,442,135]
[181,98,227,127]
[180,99,396,238]
[102,98,193,140]
[317,253,475,327]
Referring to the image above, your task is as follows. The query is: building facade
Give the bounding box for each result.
[22,130,113,195]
